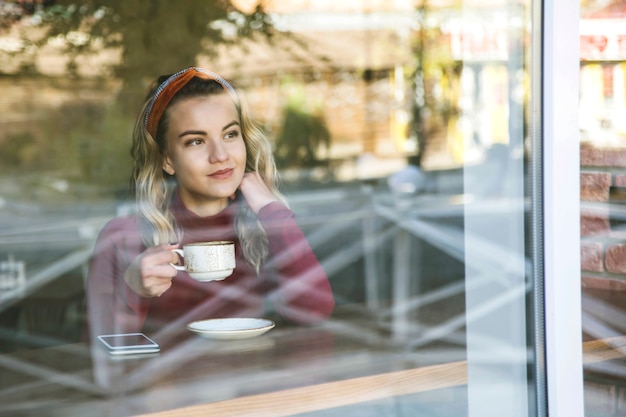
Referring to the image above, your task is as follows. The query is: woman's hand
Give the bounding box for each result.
[238,172,278,213]
[124,243,179,297]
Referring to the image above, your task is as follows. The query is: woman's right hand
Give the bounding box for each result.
[124,243,179,297]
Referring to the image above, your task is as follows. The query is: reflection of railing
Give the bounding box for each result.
[0,255,25,291]
[0,216,109,248]
[0,216,109,316]
[0,187,534,354]
[0,188,541,414]
[0,247,94,315]
[286,188,469,343]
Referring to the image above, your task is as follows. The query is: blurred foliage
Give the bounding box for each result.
[0,0,279,197]
[0,131,39,169]
[274,85,331,171]
[0,99,133,196]
[2,0,274,109]
[408,1,460,167]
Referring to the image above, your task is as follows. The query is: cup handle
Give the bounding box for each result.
[170,248,185,271]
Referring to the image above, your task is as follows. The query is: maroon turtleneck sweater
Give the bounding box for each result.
[86,193,334,340]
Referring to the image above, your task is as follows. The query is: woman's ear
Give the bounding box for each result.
[162,155,175,176]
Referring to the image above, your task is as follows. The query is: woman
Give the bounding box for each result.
[86,67,334,341]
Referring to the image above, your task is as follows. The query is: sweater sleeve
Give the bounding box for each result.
[85,217,150,341]
[257,202,335,324]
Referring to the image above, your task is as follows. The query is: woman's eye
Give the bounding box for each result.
[185,138,203,147]
[224,130,240,140]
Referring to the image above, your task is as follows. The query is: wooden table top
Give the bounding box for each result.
[1,325,624,417]
[0,322,465,416]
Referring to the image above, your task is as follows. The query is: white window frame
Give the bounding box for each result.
[543,0,584,416]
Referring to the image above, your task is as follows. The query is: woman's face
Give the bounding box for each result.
[162,93,246,216]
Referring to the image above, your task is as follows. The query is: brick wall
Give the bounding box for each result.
[581,142,626,416]
[581,143,626,290]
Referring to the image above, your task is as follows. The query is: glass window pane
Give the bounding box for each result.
[580,1,626,416]
[0,1,543,416]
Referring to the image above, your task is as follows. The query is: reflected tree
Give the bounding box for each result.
[0,0,276,196]
[409,0,460,168]
[274,87,331,173]
[8,0,273,108]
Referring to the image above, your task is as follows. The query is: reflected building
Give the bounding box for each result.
[580,1,626,145]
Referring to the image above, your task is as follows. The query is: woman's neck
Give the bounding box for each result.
[177,191,229,218]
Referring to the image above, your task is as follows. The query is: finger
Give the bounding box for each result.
[146,246,181,266]
[150,263,178,279]
[145,280,173,297]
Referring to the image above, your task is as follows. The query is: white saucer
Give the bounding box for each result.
[187,318,275,340]
[188,269,234,281]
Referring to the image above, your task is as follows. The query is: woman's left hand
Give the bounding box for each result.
[237,172,278,213]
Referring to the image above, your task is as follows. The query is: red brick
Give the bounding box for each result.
[580,172,611,202]
[582,275,626,291]
[604,150,626,167]
[605,244,626,274]
[581,241,604,272]
[580,143,599,166]
[615,174,626,188]
[581,143,626,167]
[581,214,611,236]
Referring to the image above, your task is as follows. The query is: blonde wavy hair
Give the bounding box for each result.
[130,75,285,273]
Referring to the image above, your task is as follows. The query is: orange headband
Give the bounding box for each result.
[144,67,239,138]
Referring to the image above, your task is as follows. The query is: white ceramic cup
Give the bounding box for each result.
[171,241,235,281]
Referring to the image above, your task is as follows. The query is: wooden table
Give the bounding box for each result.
[0,321,468,417]
[2,310,624,417]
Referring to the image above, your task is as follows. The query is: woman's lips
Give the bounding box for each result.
[209,168,234,180]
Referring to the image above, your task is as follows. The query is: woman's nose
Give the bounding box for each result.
[208,141,229,164]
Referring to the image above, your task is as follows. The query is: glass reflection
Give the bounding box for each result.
[579,1,626,416]
[0,1,540,417]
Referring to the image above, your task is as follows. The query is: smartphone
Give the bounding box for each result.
[97,333,160,356]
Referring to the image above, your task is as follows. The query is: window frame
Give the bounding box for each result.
[542,0,584,416]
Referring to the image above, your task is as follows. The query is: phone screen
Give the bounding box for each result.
[97,333,160,355]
